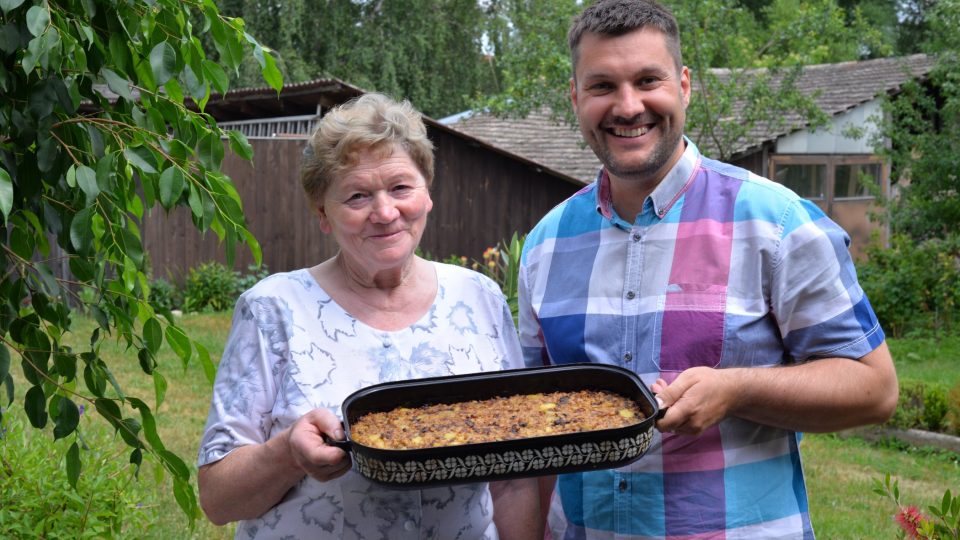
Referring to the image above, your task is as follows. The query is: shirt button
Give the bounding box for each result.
[632,232,641,242]
[619,479,628,491]
[404,520,416,531]
[626,291,636,300]
[623,352,632,361]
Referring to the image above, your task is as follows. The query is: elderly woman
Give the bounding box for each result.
[196,93,540,539]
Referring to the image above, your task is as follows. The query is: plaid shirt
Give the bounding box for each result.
[518,140,884,539]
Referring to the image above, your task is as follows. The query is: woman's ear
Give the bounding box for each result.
[317,205,332,234]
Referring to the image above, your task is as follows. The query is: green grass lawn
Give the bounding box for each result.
[3,313,959,538]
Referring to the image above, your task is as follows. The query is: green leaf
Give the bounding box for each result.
[94,397,121,426]
[160,449,190,479]
[123,146,158,174]
[164,324,191,364]
[195,341,215,385]
[201,59,229,94]
[75,164,99,199]
[158,166,185,209]
[256,47,282,93]
[69,206,94,253]
[196,131,223,170]
[101,68,132,101]
[149,41,177,86]
[143,317,162,355]
[24,384,48,428]
[173,476,199,522]
[153,371,167,409]
[0,0,26,16]
[66,441,81,489]
[226,130,253,161]
[0,346,9,383]
[117,417,142,447]
[128,397,164,451]
[25,5,48,37]
[53,396,80,439]
[0,167,12,222]
[187,184,203,220]
[138,347,155,374]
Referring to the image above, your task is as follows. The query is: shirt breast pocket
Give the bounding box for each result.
[654,283,727,372]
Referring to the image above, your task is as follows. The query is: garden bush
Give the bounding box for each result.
[148,277,183,313]
[886,380,959,435]
[0,409,151,538]
[857,234,960,338]
[183,262,241,313]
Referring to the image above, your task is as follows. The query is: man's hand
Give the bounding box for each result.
[652,367,737,436]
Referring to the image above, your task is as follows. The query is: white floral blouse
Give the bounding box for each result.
[198,263,524,540]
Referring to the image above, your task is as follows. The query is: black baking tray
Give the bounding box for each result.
[326,363,663,488]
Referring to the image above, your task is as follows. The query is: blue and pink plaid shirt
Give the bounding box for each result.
[518,140,885,539]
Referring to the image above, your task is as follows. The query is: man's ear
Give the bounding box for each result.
[570,77,579,114]
[680,65,691,108]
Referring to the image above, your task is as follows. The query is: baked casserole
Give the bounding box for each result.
[350,389,645,450]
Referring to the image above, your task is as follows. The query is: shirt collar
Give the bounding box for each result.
[595,137,701,223]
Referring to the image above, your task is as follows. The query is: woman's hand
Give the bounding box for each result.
[287,408,353,482]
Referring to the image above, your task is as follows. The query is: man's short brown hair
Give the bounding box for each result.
[568,0,683,76]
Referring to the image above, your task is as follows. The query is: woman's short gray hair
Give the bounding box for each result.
[301,93,435,205]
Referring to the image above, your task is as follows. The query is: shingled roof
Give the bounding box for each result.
[443,54,937,184]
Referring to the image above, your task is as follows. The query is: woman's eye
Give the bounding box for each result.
[346,193,367,202]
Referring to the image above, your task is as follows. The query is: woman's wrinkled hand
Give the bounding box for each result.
[287,409,352,482]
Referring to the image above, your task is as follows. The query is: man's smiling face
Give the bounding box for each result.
[571,26,691,187]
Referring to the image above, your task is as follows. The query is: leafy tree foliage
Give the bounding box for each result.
[217,0,497,118]
[873,0,960,241]
[0,0,280,522]
[473,0,888,160]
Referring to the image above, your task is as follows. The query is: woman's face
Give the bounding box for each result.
[318,146,433,273]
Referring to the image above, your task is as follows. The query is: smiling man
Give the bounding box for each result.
[517,1,898,539]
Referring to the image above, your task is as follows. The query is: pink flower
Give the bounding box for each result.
[894,505,928,539]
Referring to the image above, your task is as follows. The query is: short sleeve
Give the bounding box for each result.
[197,296,279,466]
[770,199,884,361]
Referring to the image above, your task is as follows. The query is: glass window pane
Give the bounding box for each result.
[774,164,826,199]
[835,163,881,199]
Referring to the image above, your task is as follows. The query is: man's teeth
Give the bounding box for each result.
[612,126,650,137]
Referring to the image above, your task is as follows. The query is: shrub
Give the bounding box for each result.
[889,381,927,430]
[148,277,183,313]
[887,380,951,434]
[946,382,960,437]
[923,386,950,433]
[183,262,239,313]
[857,234,960,338]
[235,264,270,293]
[0,409,151,538]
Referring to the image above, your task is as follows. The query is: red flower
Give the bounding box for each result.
[894,505,928,539]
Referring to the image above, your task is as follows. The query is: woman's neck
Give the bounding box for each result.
[311,254,437,331]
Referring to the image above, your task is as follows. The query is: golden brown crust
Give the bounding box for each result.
[350,390,645,449]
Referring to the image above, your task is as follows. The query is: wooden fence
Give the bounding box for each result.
[140,129,582,283]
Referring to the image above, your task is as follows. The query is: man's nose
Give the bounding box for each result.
[613,85,645,119]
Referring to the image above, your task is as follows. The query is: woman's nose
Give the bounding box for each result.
[369,193,399,222]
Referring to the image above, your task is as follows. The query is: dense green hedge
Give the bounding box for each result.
[887,379,960,436]
[857,234,960,338]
